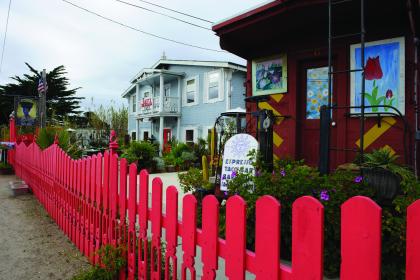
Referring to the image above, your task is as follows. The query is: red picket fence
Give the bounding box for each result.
[11,141,420,279]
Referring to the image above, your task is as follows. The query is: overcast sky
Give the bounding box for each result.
[0,0,268,111]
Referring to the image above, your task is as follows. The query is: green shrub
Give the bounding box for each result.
[121,141,157,171]
[154,157,165,172]
[226,159,418,279]
[36,127,82,159]
[0,162,11,169]
[178,167,211,193]
[72,244,126,280]
[163,142,192,170]
[192,138,208,165]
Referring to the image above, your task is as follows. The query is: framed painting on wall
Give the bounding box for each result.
[350,37,405,115]
[14,97,38,126]
[252,54,287,96]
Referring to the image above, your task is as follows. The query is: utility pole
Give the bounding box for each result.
[39,69,47,128]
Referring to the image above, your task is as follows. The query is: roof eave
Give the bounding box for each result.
[212,0,285,32]
[121,84,136,98]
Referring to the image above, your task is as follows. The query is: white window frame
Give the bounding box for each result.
[131,94,137,113]
[183,76,199,106]
[203,125,214,141]
[130,130,137,141]
[204,69,224,103]
[183,126,198,144]
[164,84,171,97]
[140,129,151,141]
[143,91,150,98]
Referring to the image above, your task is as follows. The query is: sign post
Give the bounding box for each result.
[39,69,47,128]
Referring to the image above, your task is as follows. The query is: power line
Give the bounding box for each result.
[115,0,211,31]
[60,0,225,53]
[134,0,213,24]
[0,0,12,73]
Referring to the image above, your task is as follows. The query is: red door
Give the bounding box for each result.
[163,128,172,153]
[296,60,337,167]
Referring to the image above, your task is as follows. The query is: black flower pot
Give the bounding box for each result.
[194,187,215,202]
[361,167,401,203]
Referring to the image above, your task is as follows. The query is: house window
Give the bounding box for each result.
[143,131,149,140]
[132,95,136,112]
[208,72,220,100]
[144,91,150,98]
[131,131,136,141]
[164,85,170,98]
[185,129,194,145]
[186,78,196,104]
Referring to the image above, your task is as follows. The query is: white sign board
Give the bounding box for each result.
[220,134,259,191]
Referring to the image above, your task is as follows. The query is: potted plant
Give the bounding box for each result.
[120,141,157,173]
[360,148,413,202]
[181,151,197,170]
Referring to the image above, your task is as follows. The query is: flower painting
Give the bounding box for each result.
[252,54,287,96]
[306,67,330,119]
[350,37,405,114]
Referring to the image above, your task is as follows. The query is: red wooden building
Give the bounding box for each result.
[213,0,420,172]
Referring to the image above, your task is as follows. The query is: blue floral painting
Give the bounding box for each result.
[351,37,405,114]
[306,67,330,119]
[252,54,287,96]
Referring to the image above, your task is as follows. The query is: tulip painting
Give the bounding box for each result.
[351,37,405,114]
[252,54,287,96]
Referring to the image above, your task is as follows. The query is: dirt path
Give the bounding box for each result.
[0,175,89,280]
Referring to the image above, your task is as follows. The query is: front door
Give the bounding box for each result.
[163,128,172,153]
[297,60,336,167]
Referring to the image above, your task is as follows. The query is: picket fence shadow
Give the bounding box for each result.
[11,142,420,280]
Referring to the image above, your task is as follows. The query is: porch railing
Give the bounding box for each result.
[139,96,179,115]
[11,141,420,280]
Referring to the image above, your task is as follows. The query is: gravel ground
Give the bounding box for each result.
[0,175,89,280]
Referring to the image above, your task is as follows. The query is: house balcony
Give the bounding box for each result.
[139,96,180,117]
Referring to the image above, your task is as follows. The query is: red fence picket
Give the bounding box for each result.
[201,195,219,280]
[127,163,137,280]
[165,186,178,280]
[225,196,246,280]
[407,199,420,280]
[292,196,324,279]
[341,196,382,280]
[138,169,149,279]
[10,141,420,280]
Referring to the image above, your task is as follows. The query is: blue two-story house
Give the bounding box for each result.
[122,58,246,152]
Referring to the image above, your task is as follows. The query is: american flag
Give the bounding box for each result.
[38,77,48,94]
